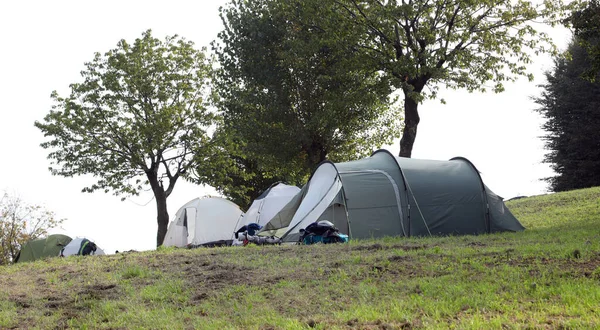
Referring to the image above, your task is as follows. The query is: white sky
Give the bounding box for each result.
[0,1,571,254]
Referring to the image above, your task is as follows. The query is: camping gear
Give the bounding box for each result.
[14,234,72,263]
[233,224,282,246]
[60,237,105,257]
[261,149,524,242]
[241,183,300,227]
[235,223,263,238]
[163,196,245,247]
[299,220,349,245]
[234,233,280,246]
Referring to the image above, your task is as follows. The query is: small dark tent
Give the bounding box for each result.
[261,150,524,242]
[14,234,72,263]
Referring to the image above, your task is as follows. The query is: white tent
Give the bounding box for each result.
[241,183,301,228]
[163,197,244,247]
[60,237,106,256]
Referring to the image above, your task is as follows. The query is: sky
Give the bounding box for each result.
[0,1,571,254]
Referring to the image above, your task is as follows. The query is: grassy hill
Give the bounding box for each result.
[1,187,600,329]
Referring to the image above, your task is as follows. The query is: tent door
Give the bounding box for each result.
[317,203,349,235]
[185,208,197,245]
[339,169,406,237]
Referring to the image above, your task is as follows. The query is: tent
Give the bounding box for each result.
[14,234,72,263]
[163,197,245,247]
[60,237,106,257]
[261,150,524,242]
[241,182,301,227]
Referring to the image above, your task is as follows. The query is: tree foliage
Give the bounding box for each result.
[193,128,302,210]
[333,0,571,157]
[0,192,64,265]
[35,30,215,246]
[571,0,600,81]
[534,38,600,192]
[207,0,401,201]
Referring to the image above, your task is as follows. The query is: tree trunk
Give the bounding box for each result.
[307,140,327,171]
[154,189,169,247]
[147,171,170,247]
[399,93,420,158]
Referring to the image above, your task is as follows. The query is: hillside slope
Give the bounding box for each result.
[1,187,600,329]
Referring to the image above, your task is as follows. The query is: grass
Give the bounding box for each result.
[1,187,600,329]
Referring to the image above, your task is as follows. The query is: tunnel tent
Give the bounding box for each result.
[260,149,524,242]
[241,182,301,228]
[163,196,245,248]
[14,234,72,263]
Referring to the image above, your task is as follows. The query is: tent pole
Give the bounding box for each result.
[340,183,352,238]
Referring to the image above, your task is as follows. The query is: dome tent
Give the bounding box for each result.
[14,234,72,263]
[241,182,300,228]
[60,237,106,257]
[261,150,524,242]
[163,197,245,247]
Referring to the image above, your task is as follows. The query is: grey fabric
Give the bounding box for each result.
[485,185,525,233]
[397,157,488,236]
[259,149,524,241]
[260,184,308,235]
[254,182,279,201]
[339,171,405,238]
[317,202,349,235]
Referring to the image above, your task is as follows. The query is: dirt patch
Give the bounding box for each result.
[353,244,428,252]
[44,298,74,310]
[333,318,413,330]
[90,283,117,291]
[191,292,209,302]
[391,244,429,251]
[12,296,32,309]
[467,242,487,247]
[354,243,386,251]
[143,250,276,301]
[78,283,120,300]
[388,255,413,262]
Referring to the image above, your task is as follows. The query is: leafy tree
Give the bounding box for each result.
[534,38,600,191]
[571,0,600,81]
[192,128,301,210]
[0,192,64,265]
[211,0,401,192]
[335,0,570,157]
[35,30,215,247]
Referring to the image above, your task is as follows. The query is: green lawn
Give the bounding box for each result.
[1,187,600,329]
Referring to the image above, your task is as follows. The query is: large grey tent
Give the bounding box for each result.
[261,150,524,242]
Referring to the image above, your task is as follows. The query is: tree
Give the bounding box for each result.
[0,192,64,265]
[534,38,600,191]
[571,0,600,81]
[35,30,215,247]
[211,0,401,189]
[192,127,301,210]
[334,0,570,157]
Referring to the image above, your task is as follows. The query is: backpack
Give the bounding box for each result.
[79,239,97,255]
[299,220,348,245]
[59,238,98,257]
[234,223,263,239]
